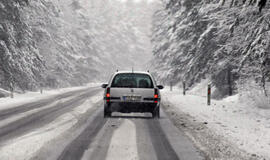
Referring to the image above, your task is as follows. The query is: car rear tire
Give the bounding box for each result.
[104,105,111,118]
[104,110,111,118]
[152,106,160,118]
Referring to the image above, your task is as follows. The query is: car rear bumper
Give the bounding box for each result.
[105,102,159,113]
[104,97,160,103]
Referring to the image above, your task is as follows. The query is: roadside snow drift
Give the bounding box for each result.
[161,87,270,159]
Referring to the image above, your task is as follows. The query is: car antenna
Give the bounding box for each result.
[132,67,134,73]
[116,69,118,72]
[147,70,149,72]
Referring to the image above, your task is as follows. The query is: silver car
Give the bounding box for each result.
[101,71,164,118]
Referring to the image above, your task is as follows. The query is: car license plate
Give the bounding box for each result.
[123,96,141,102]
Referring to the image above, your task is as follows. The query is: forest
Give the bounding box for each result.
[151,0,270,99]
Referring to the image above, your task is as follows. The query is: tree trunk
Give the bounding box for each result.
[221,0,226,5]
[258,0,267,12]
[228,67,233,96]
[230,0,235,7]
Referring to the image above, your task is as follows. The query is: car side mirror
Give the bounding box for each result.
[157,85,164,90]
[101,84,108,88]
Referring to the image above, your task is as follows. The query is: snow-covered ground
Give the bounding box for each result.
[106,119,139,160]
[0,84,103,160]
[0,88,9,98]
[161,86,270,159]
[0,83,101,111]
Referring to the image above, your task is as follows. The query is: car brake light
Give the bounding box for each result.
[106,88,110,102]
[154,88,159,103]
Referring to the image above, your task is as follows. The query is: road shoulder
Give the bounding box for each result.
[161,102,260,160]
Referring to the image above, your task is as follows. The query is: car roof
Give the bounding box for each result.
[108,71,155,85]
[114,71,151,75]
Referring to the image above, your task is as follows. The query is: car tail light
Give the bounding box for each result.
[106,87,110,102]
[154,88,159,103]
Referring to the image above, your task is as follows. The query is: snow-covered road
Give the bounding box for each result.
[0,86,204,160]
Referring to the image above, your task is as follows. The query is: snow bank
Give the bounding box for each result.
[187,79,215,97]
[161,88,270,159]
[238,81,270,110]
[0,83,101,111]
[0,88,9,98]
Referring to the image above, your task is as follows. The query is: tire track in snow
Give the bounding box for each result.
[0,88,100,144]
[82,118,121,160]
[0,87,94,121]
[57,109,107,160]
[134,117,158,160]
[147,118,179,160]
[0,95,77,129]
[28,94,104,160]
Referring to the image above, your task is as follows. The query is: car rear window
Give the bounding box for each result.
[111,73,154,88]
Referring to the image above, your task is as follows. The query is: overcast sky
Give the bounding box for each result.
[117,0,158,4]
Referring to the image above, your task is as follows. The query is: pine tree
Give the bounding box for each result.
[258,0,267,12]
